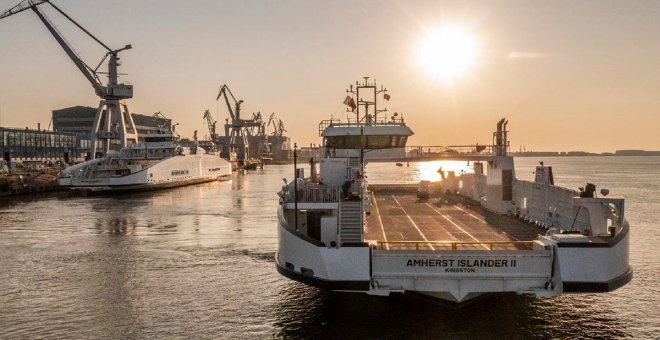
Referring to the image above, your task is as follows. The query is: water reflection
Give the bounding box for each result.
[367,160,473,183]
[85,234,141,338]
[272,286,528,338]
[0,161,654,338]
[95,216,139,235]
[272,286,630,339]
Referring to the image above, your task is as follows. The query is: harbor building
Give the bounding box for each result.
[52,106,172,137]
[51,105,173,158]
[0,106,173,163]
[1,127,81,163]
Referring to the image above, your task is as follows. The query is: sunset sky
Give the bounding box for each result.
[0,0,658,152]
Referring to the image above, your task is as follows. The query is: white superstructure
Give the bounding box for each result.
[275,78,632,303]
[59,131,231,192]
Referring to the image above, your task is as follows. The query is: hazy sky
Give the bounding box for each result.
[0,0,659,152]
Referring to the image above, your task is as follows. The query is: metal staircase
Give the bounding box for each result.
[339,201,362,243]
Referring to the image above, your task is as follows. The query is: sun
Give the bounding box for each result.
[418,25,478,81]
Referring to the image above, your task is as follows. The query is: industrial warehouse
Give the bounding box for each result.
[1,106,172,163]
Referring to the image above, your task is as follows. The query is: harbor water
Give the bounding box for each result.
[0,157,658,338]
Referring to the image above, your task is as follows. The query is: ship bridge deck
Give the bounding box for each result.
[365,190,543,251]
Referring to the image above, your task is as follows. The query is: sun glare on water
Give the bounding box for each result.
[418,25,478,81]
[416,161,473,182]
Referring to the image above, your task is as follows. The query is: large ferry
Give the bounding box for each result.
[276,77,632,303]
[59,130,231,193]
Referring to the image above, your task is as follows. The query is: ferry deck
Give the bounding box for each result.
[365,187,543,251]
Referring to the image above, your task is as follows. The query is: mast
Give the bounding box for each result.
[345,77,388,125]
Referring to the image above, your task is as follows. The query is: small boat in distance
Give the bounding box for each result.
[275,77,631,303]
[58,130,232,193]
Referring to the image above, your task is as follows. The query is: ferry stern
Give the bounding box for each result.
[275,78,631,303]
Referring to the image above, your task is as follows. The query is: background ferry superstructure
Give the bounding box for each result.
[0,1,232,193]
[276,77,632,303]
[58,130,231,192]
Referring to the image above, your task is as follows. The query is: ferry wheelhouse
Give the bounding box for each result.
[59,130,232,192]
[275,78,632,303]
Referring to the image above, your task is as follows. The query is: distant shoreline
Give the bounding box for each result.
[510,150,660,157]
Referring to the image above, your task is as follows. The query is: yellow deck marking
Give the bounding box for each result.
[426,203,490,250]
[371,192,389,250]
[451,204,487,223]
[392,195,435,250]
[451,204,520,241]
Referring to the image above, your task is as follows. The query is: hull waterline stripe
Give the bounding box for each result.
[425,203,489,250]
[275,259,370,291]
[392,195,434,250]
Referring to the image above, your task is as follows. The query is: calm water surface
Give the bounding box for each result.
[0,156,658,338]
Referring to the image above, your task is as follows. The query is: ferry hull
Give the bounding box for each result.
[59,154,231,193]
[276,204,632,303]
[68,174,230,194]
[553,222,633,292]
[276,206,371,290]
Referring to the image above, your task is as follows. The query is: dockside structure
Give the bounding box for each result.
[52,106,171,137]
[1,127,81,162]
[1,106,173,163]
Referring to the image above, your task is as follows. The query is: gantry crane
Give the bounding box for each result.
[264,112,292,163]
[202,109,217,141]
[0,0,137,158]
[267,112,286,137]
[216,84,261,165]
[247,111,270,159]
[246,112,265,137]
[152,111,174,131]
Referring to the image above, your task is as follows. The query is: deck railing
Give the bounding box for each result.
[368,183,418,192]
[405,145,501,158]
[282,186,341,203]
[513,180,590,231]
[376,240,535,251]
[318,118,407,136]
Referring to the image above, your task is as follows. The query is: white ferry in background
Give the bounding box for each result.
[59,130,231,193]
[275,77,632,303]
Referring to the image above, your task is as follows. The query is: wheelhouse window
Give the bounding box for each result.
[325,135,408,149]
[365,135,390,148]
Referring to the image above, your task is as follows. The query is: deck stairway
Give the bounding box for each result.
[339,201,362,243]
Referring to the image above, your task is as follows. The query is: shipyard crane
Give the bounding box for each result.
[0,0,137,158]
[247,111,270,159]
[152,111,174,131]
[216,84,248,162]
[267,112,286,136]
[247,112,265,137]
[216,84,262,164]
[202,109,217,140]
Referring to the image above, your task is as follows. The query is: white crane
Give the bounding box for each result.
[0,0,138,158]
